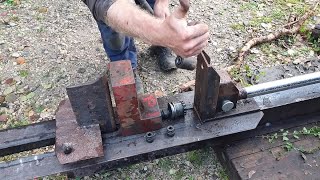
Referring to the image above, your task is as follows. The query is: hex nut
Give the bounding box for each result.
[166,125,175,137]
[145,132,156,143]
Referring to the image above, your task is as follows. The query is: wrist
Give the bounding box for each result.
[148,19,168,47]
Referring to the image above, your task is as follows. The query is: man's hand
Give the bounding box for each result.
[157,0,209,58]
[154,0,170,19]
[107,0,209,58]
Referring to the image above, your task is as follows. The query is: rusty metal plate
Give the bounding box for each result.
[66,75,115,133]
[109,60,141,136]
[217,70,241,112]
[55,100,104,164]
[138,93,162,132]
[194,51,220,121]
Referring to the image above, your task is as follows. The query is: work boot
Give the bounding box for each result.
[175,56,197,71]
[150,46,177,72]
[133,69,144,95]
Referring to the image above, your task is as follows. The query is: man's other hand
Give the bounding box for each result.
[158,0,209,58]
[154,0,170,19]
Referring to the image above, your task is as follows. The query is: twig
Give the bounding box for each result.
[235,2,319,69]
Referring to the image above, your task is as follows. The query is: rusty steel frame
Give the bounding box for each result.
[0,82,320,179]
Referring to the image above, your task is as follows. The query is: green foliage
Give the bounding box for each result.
[229,67,250,87]
[239,2,259,11]
[271,8,286,19]
[249,16,273,27]
[4,0,14,5]
[230,23,245,31]
[187,150,205,167]
[217,167,229,180]
[174,170,185,180]
[263,126,320,152]
[158,158,173,171]
[19,70,29,77]
[6,119,29,128]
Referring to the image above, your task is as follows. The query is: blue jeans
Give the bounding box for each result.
[97,0,155,69]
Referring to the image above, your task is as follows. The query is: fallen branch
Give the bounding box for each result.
[179,80,195,92]
[235,2,319,69]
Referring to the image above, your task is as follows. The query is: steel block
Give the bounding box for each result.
[109,60,141,136]
[138,93,162,132]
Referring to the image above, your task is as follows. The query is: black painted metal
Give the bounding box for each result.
[0,83,319,179]
[0,120,55,157]
[66,75,116,133]
[194,51,220,121]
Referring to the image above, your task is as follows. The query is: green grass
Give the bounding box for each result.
[230,23,246,31]
[186,148,211,167]
[174,169,185,180]
[239,2,259,11]
[249,16,273,27]
[217,167,229,180]
[19,70,29,77]
[4,0,14,5]
[6,119,29,129]
[158,158,173,171]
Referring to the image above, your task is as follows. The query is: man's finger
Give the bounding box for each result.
[188,40,208,56]
[172,0,190,19]
[183,32,209,53]
[190,32,209,49]
[187,24,209,39]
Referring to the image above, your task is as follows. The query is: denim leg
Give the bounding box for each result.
[147,0,155,9]
[97,0,155,69]
[97,21,137,69]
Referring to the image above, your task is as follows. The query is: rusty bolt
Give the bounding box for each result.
[166,125,175,137]
[62,143,73,155]
[145,132,156,143]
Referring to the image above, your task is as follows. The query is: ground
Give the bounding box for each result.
[0,0,320,179]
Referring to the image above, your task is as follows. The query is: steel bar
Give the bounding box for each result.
[0,120,55,157]
[243,71,320,98]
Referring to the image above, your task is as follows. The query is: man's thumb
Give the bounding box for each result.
[172,0,190,19]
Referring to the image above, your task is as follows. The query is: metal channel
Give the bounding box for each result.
[244,71,320,98]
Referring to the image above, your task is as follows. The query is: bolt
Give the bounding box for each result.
[145,132,156,143]
[221,100,234,112]
[166,125,175,137]
[62,143,73,155]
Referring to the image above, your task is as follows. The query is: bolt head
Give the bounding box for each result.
[62,143,73,155]
[222,100,234,112]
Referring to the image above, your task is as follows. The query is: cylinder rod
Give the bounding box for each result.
[243,71,320,98]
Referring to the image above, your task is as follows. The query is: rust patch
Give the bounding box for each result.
[55,99,104,164]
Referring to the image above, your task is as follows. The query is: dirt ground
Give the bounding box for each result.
[1,0,320,179]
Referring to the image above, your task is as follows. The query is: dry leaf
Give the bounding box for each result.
[13,0,21,5]
[38,7,48,13]
[28,110,35,117]
[248,170,256,179]
[0,114,8,122]
[4,78,14,84]
[16,57,25,65]
[179,80,195,92]
[301,152,307,162]
[0,95,5,104]
[154,90,165,98]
